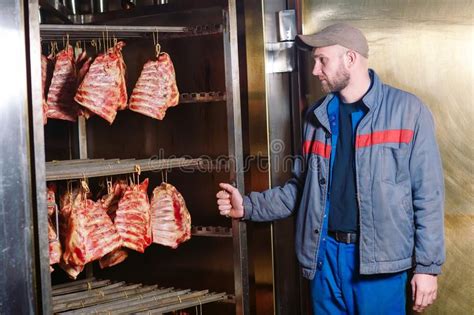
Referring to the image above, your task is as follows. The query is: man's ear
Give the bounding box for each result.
[346,50,357,67]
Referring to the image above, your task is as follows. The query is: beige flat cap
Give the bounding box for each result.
[296,23,369,58]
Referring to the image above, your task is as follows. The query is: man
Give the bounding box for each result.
[216,23,445,314]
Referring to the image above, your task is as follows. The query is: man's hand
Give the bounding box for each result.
[411,273,438,313]
[216,183,244,219]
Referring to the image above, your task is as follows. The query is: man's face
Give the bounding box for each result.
[312,45,350,93]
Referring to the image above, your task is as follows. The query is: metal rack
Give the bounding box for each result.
[45,158,204,181]
[45,155,230,181]
[36,1,249,314]
[40,23,186,35]
[39,23,223,41]
[52,278,227,314]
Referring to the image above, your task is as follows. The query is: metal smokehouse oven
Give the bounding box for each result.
[34,0,250,314]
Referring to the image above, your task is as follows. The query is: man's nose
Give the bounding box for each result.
[312,63,321,76]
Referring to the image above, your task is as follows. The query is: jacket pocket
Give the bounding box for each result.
[402,197,415,232]
[374,183,414,262]
[380,145,410,184]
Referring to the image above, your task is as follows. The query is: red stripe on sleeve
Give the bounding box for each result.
[356,129,414,148]
[303,140,331,158]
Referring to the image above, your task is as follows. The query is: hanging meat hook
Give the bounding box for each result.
[153,28,161,56]
[106,176,113,194]
[91,39,98,54]
[134,164,141,184]
[161,169,168,183]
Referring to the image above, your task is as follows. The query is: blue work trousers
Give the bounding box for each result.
[311,236,408,315]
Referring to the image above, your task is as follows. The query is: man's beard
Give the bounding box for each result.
[320,63,350,93]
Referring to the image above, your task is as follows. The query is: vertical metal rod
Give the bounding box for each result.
[66,0,78,15]
[0,0,42,313]
[98,0,108,13]
[78,117,88,160]
[77,115,93,278]
[223,1,250,314]
[28,0,53,313]
[75,48,91,277]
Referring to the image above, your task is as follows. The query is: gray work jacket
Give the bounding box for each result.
[243,70,445,280]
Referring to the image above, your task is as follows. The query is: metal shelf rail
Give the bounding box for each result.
[192,225,232,238]
[45,158,203,181]
[40,24,186,40]
[52,278,227,314]
[39,23,223,41]
[180,91,226,103]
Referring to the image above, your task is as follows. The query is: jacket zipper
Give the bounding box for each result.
[354,110,372,265]
[314,130,331,273]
